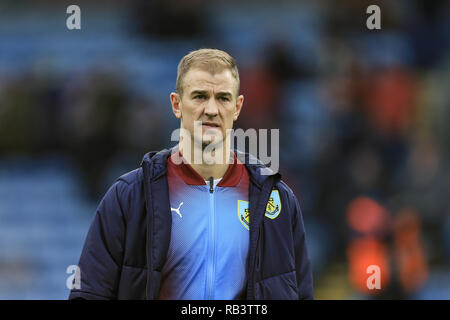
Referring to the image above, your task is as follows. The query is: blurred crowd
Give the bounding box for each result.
[0,0,449,299]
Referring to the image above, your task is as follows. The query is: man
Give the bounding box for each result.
[69,48,313,300]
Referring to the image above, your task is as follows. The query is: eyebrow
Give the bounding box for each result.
[190,90,233,98]
[216,91,233,98]
[190,90,208,97]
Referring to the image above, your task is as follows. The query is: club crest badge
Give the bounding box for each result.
[265,190,282,219]
[237,200,250,230]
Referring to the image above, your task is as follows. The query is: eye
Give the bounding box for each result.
[219,96,230,102]
[194,95,206,100]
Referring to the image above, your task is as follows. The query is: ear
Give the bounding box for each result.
[170,92,182,119]
[233,95,244,121]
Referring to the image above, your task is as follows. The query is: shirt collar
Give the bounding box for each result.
[167,149,244,187]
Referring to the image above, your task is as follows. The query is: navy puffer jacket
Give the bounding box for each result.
[69,148,313,300]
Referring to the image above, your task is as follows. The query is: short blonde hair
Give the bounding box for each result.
[176,48,240,97]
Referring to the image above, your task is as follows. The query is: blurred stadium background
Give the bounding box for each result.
[0,0,449,299]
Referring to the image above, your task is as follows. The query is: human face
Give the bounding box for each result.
[170,68,244,148]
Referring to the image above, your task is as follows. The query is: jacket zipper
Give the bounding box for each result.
[254,227,261,272]
[206,176,215,299]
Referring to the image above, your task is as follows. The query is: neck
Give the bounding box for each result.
[178,136,232,180]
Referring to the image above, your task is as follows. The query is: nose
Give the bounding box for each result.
[204,97,219,118]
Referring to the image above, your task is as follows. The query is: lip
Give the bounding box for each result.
[201,122,221,128]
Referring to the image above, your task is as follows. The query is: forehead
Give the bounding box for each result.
[182,68,237,94]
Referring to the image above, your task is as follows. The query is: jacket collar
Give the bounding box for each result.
[234,149,279,189]
[140,148,172,182]
[140,146,279,188]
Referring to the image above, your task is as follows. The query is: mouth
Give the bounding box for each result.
[201,122,221,129]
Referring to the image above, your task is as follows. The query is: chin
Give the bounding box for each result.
[202,137,223,150]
